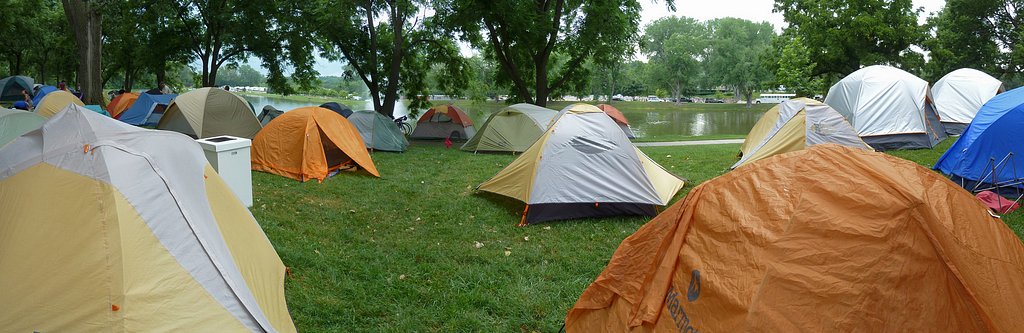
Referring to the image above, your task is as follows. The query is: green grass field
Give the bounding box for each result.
[252,138,1022,332]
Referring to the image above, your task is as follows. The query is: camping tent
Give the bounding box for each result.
[410,104,476,140]
[157,87,261,139]
[83,105,111,117]
[824,65,946,150]
[932,68,1004,135]
[461,103,557,152]
[0,107,45,147]
[0,105,297,332]
[565,144,1024,332]
[31,85,58,107]
[734,98,871,168]
[258,105,284,126]
[596,104,636,138]
[252,106,380,181]
[34,90,83,118]
[478,103,685,225]
[935,86,1024,189]
[348,110,409,152]
[118,92,176,125]
[320,102,353,118]
[0,75,33,101]
[108,92,140,118]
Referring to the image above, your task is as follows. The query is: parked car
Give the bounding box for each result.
[647,95,663,102]
[706,98,725,103]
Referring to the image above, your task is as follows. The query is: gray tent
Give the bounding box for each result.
[258,105,284,126]
[478,103,685,224]
[349,110,409,152]
[461,103,557,152]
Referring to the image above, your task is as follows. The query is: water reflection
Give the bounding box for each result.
[627,109,763,137]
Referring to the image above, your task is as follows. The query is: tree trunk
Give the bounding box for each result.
[13,52,22,75]
[208,63,220,87]
[534,57,548,107]
[63,0,104,105]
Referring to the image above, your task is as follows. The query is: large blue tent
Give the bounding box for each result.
[934,86,1024,187]
[118,93,176,125]
[31,85,57,106]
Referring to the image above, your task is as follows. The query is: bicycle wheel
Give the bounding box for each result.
[398,122,412,136]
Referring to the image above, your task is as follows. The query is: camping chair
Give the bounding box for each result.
[958,152,1024,214]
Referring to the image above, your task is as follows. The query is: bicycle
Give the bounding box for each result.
[394,115,413,136]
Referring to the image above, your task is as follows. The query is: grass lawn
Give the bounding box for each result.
[251,137,1022,332]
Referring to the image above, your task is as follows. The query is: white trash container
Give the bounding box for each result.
[196,135,253,207]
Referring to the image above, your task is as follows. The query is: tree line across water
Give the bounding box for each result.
[1,0,1020,117]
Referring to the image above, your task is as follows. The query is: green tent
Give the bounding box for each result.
[461,103,557,153]
[349,110,409,152]
[0,76,34,102]
[0,108,45,147]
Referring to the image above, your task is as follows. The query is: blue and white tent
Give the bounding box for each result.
[934,86,1024,188]
[118,93,176,125]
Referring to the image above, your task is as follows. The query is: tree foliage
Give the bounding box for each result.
[169,0,316,92]
[773,35,822,97]
[704,18,775,106]
[438,0,672,106]
[310,0,468,118]
[0,0,76,84]
[774,0,924,79]
[923,0,1021,83]
[642,16,706,103]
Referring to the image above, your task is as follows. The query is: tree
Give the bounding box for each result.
[774,36,823,97]
[170,0,316,92]
[0,0,75,84]
[922,0,1019,82]
[705,18,775,107]
[642,16,706,104]
[438,0,673,107]
[774,0,923,79]
[311,0,468,118]
[62,0,104,104]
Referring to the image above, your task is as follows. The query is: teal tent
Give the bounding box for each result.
[349,110,408,152]
[0,76,34,102]
[0,108,45,147]
[84,105,111,117]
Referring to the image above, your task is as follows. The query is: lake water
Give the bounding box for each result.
[624,108,764,137]
[243,94,763,138]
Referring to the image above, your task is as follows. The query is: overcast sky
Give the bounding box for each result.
[249,0,947,76]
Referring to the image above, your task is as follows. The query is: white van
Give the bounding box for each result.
[754,93,796,104]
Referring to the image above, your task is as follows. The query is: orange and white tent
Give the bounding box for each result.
[565,144,1024,332]
[410,104,476,140]
[108,92,140,118]
[0,104,296,332]
[252,106,380,181]
[596,104,635,138]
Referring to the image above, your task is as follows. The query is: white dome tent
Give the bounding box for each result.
[824,65,946,150]
[932,68,1004,135]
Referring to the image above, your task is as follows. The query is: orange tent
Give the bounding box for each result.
[596,103,629,125]
[251,106,379,181]
[566,144,1024,332]
[108,92,139,119]
[596,104,635,138]
[409,104,476,140]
